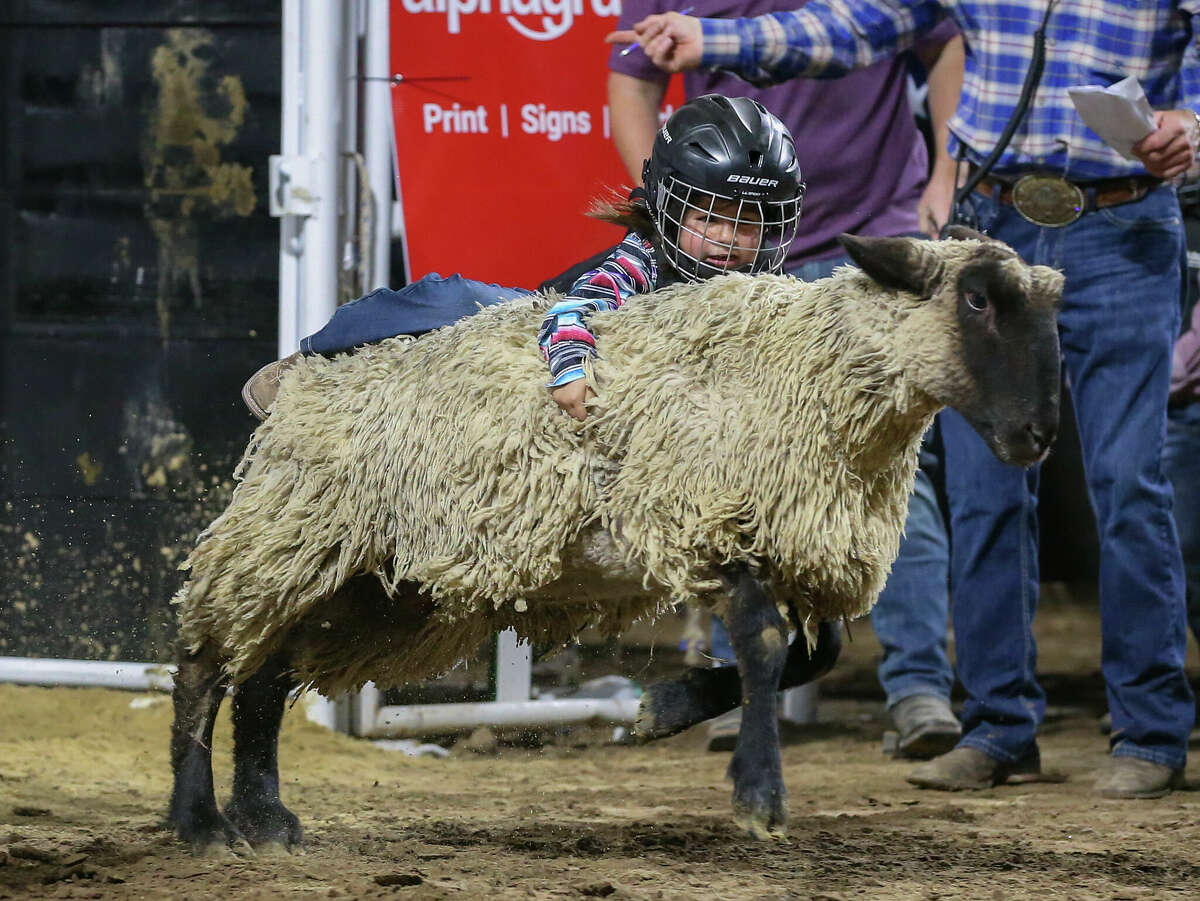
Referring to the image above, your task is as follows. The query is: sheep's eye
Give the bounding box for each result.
[964,290,988,312]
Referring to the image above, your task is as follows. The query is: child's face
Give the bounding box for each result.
[677,197,763,273]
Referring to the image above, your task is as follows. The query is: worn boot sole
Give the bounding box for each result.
[241,353,301,420]
[909,765,1069,791]
[907,747,1067,791]
[896,721,962,760]
[1097,784,1176,800]
[907,768,995,791]
[909,767,1070,791]
[1095,765,1185,800]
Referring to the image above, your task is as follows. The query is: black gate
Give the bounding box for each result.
[0,1,282,660]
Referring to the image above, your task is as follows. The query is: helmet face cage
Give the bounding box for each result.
[654,175,803,282]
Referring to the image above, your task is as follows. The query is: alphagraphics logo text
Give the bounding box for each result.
[400,0,621,41]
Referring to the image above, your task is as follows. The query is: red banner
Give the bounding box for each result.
[391,0,680,288]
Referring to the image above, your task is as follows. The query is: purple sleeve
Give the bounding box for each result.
[1171,300,1200,406]
[911,13,959,57]
[608,0,674,82]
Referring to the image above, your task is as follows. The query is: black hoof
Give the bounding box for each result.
[635,679,712,741]
[728,752,788,840]
[224,800,304,850]
[172,808,253,855]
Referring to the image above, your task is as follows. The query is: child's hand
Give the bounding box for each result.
[551,380,596,421]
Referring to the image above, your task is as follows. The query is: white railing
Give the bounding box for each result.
[350,629,639,739]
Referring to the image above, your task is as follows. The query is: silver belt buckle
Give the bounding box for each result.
[1011,174,1084,227]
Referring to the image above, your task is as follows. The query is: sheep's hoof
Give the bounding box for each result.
[634,680,712,741]
[732,804,789,842]
[174,810,254,856]
[223,799,304,850]
[729,754,788,841]
[731,779,789,841]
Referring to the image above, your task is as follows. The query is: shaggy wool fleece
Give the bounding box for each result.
[176,255,989,692]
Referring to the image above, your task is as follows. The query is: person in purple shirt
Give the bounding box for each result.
[609,0,963,261]
[608,0,966,756]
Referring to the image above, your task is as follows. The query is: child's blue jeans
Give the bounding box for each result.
[300,273,529,355]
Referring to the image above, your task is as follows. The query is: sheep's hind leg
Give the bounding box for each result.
[636,620,841,741]
[168,644,248,853]
[777,619,841,689]
[721,564,790,840]
[634,662,741,741]
[223,653,303,850]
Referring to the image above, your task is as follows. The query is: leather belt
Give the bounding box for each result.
[972,169,1162,227]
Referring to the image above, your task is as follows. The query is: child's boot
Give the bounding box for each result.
[242,352,301,420]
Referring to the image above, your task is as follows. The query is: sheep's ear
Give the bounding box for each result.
[940,224,991,242]
[837,233,939,296]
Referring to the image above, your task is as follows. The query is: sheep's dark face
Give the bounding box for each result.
[950,253,1062,466]
[839,230,1063,467]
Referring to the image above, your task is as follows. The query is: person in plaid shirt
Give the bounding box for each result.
[612,0,1200,799]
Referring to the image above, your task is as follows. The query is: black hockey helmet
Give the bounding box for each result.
[642,94,805,281]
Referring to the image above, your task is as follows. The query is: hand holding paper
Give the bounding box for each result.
[1068,75,1156,160]
[1134,109,1200,180]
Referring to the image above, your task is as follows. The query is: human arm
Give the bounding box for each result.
[551,379,596,421]
[608,72,668,185]
[1133,9,1200,181]
[607,12,703,75]
[606,0,946,85]
[915,31,964,236]
[1132,110,1200,181]
[538,233,658,420]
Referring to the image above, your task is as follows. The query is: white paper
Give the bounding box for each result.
[1068,75,1156,160]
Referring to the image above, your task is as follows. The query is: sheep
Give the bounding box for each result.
[167,229,1063,850]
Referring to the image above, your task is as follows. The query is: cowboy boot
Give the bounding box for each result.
[241,352,301,420]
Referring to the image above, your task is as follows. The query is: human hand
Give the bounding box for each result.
[551,379,596,421]
[1131,109,1199,180]
[919,158,958,238]
[606,13,703,73]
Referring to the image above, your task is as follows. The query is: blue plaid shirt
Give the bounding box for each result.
[700,0,1200,179]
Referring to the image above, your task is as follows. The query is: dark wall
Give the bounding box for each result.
[0,1,282,661]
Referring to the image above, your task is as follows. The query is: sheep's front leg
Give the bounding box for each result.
[722,564,790,840]
[223,654,303,850]
[168,644,247,853]
[636,620,841,741]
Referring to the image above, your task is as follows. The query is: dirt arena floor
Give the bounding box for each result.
[3,591,1200,901]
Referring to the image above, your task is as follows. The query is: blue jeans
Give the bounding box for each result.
[789,252,849,282]
[300,273,528,355]
[944,187,1194,769]
[1164,401,1200,647]
[872,429,954,708]
[714,247,955,710]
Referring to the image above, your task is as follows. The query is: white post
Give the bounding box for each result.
[779,683,820,725]
[301,691,344,730]
[364,0,393,290]
[354,681,382,735]
[274,0,344,355]
[339,0,361,300]
[299,0,344,343]
[270,2,353,731]
[277,0,303,357]
[494,629,532,702]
